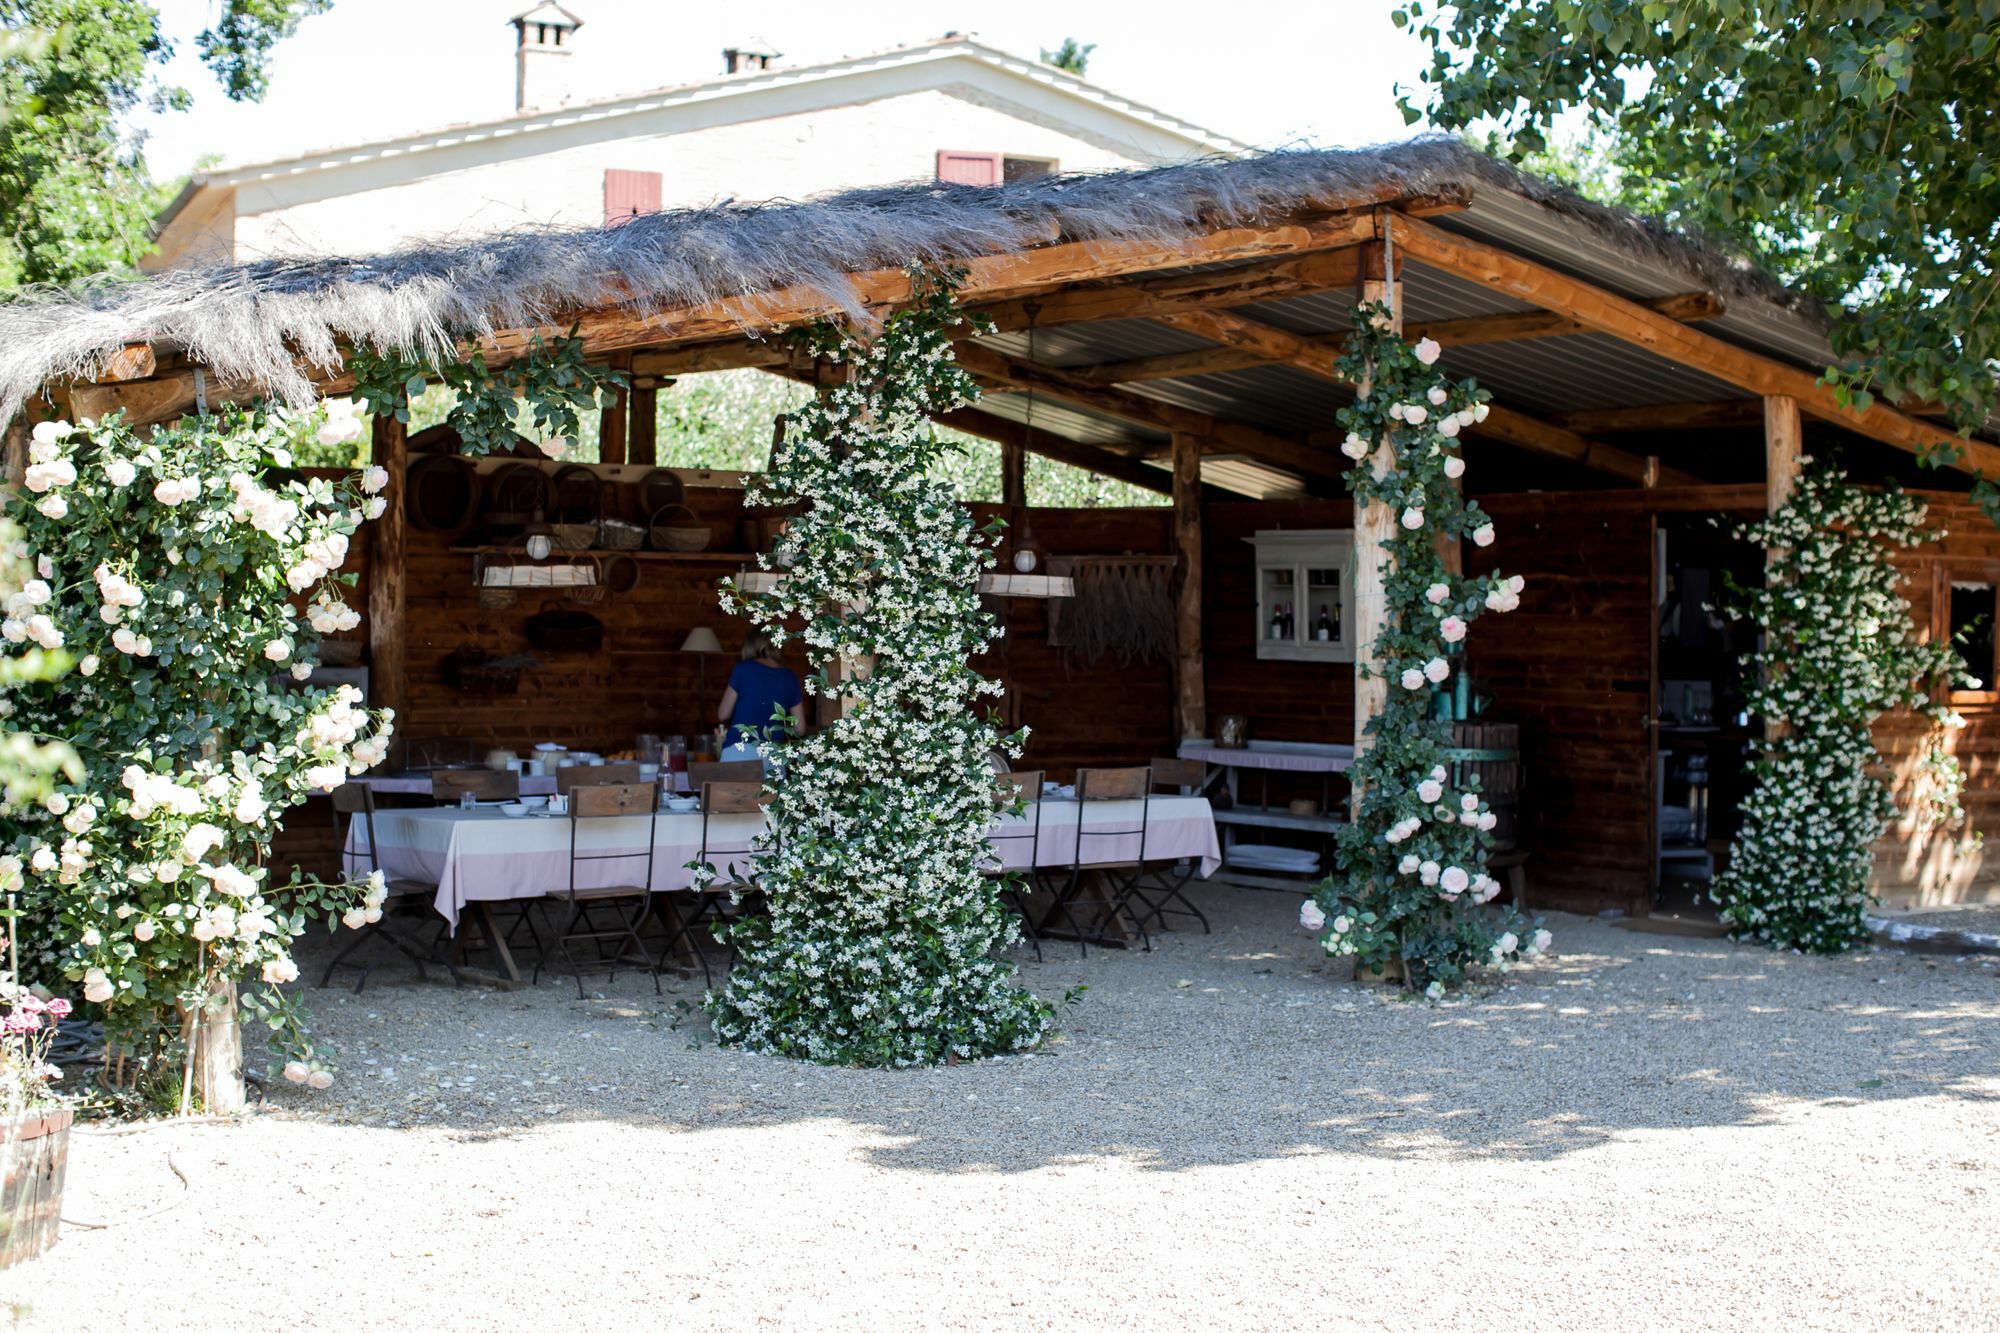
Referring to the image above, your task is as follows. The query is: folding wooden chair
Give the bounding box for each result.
[535,782,660,999]
[986,770,1046,961]
[686,759,763,793]
[1041,766,1154,953]
[1121,757,1213,936]
[430,768,520,804]
[556,762,642,793]
[660,779,769,988]
[318,784,463,993]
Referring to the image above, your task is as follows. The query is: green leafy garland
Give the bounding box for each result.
[1714,462,1966,952]
[350,328,624,456]
[705,269,1053,1066]
[1309,305,1547,995]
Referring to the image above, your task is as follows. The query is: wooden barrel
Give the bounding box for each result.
[0,1106,71,1268]
[1446,721,1521,852]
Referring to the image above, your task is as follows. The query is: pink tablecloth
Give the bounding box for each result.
[344,796,1220,930]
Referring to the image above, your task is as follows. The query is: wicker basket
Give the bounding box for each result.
[601,553,641,595]
[552,522,598,551]
[477,586,519,610]
[649,503,710,552]
[597,518,645,551]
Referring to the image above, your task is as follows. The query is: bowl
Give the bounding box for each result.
[664,797,699,814]
[497,802,529,818]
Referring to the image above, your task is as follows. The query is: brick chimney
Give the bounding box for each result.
[510,3,584,112]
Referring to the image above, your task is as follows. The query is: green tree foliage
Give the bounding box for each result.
[1040,37,1096,75]
[0,0,330,288]
[1397,1,2000,441]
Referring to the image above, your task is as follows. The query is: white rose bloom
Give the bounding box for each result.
[364,496,388,521]
[1426,582,1450,604]
[1340,433,1369,460]
[1440,866,1471,894]
[1298,900,1326,931]
[306,1069,334,1090]
[103,458,137,487]
[1333,915,1351,934]
[1416,778,1443,804]
[1413,338,1442,365]
[78,654,99,676]
[264,638,292,662]
[1404,404,1428,426]
[1423,657,1450,684]
[1471,524,1496,548]
[1400,507,1425,530]
[1419,860,1441,886]
[1437,416,1462,439]
[1473,402,1490,422]
[282,1061,310,1085]
[36,494,68,520]
[361,465,390,494]
[341,907,368,930]
[1424,981,1445,1001]
[1460,793,1480,812]
[83,969,115,1004]
[133,920,156,942]
[1398,854,1420,874]
[1530,928,1553,954]
[1440,615,1467,643]
[80,927,101,948]
[1399,667,1426,690]
[30,420,70,446]
[1427,385,1449,406]
[1443,455,1466,478]
[538,439,570,460]
[290,662,313,681]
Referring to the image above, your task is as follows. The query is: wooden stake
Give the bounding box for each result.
[1172,430,1207,740]
[189,976,245,1115]
[1763,393,1803,746]
[1352,240,1401,774]
[367,414,408,727]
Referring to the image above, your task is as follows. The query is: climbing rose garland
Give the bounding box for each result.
[706,270,1054,1066]
[1308,305,1547,994]
[1713,462,1966,952]
[0,404,395,1098]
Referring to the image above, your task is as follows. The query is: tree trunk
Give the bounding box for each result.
[188,978,245,1115]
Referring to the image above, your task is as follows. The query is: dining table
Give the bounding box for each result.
[342,793,1222,984]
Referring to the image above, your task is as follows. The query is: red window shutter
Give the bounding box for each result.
[604,169,663,226]
[936,150,1003,186]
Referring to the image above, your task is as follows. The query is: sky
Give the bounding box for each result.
[136,0,1441,178]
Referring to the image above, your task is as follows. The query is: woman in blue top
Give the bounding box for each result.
[716,630,804,756]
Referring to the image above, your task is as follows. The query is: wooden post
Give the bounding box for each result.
[367,414,408,729]
[628,378,659,466]
[188,978,244,1114]
[1763,394,1802,745]
[2,419,26,487]
[1352,238,1402,769]
[1764,394,1802,514]
[1172,430,1207,740]
[1000,440,1026,507]
[599,360,629,465]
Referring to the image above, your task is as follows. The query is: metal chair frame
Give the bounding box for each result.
[1041,766,1155,953]
[1120,758,1213,937]
[986,770,1046,961]
[319,785,464,993]
[535,782,661,999]
[660,780,769,988]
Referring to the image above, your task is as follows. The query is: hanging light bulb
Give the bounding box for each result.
[524,508,553,562]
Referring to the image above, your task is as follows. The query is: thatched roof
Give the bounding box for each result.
[0,137,1804,423]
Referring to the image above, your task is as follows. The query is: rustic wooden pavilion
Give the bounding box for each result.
[7,139,1998,916]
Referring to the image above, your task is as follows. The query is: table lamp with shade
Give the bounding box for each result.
[680,627,724,725]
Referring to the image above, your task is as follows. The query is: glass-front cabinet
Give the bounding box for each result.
[1249,529,1355,663]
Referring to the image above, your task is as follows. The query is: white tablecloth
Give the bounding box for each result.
[1178,740,1354,773]
[344,796,1221,930]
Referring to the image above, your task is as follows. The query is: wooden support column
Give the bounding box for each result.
[598,358,630,465]
[1764,394,1802,515]
[1172,430,1207,740]
[1000,440,1027,507]
[367,414,408,730]
[1352,237,1401,768]
[1763,394,1803,745]
[628,377,659,465]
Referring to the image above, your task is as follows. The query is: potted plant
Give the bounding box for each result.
[0,989,72,1268]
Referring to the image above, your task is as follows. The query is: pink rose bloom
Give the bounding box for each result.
[1440,615,1467,643]
[43,998,71,1018]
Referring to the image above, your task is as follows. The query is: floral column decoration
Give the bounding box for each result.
[1,404,395,1104]
[707,270,1053,1066]
[1306,305,1547,995]
[1714,461,1965,952]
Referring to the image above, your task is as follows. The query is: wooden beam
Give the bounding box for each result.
[632,342,787,376]
[954,341,1342,484]
[1765,394,1802,515]
[366,414,408,730]
[1405,291,1724,349]
[95,343,157,383]
[1390,212,2000,475]
[1154,307,1681,485]
[598,354,630,465]
[628,381,658,465]
[999,440,1026,507]
[1172,430,1207,740]
[932,406,1185,498]
[1554,400,1765,433]
[1353,253,1398,784]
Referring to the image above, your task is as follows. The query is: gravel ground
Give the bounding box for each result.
[7,885,2000,1332]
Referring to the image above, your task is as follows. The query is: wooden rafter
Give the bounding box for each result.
[1070,290,1721,385]
[952,342,1344,485]
[1554,400,1766,433]
[1388,212,2000,475]
[1149,307,1688,486]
